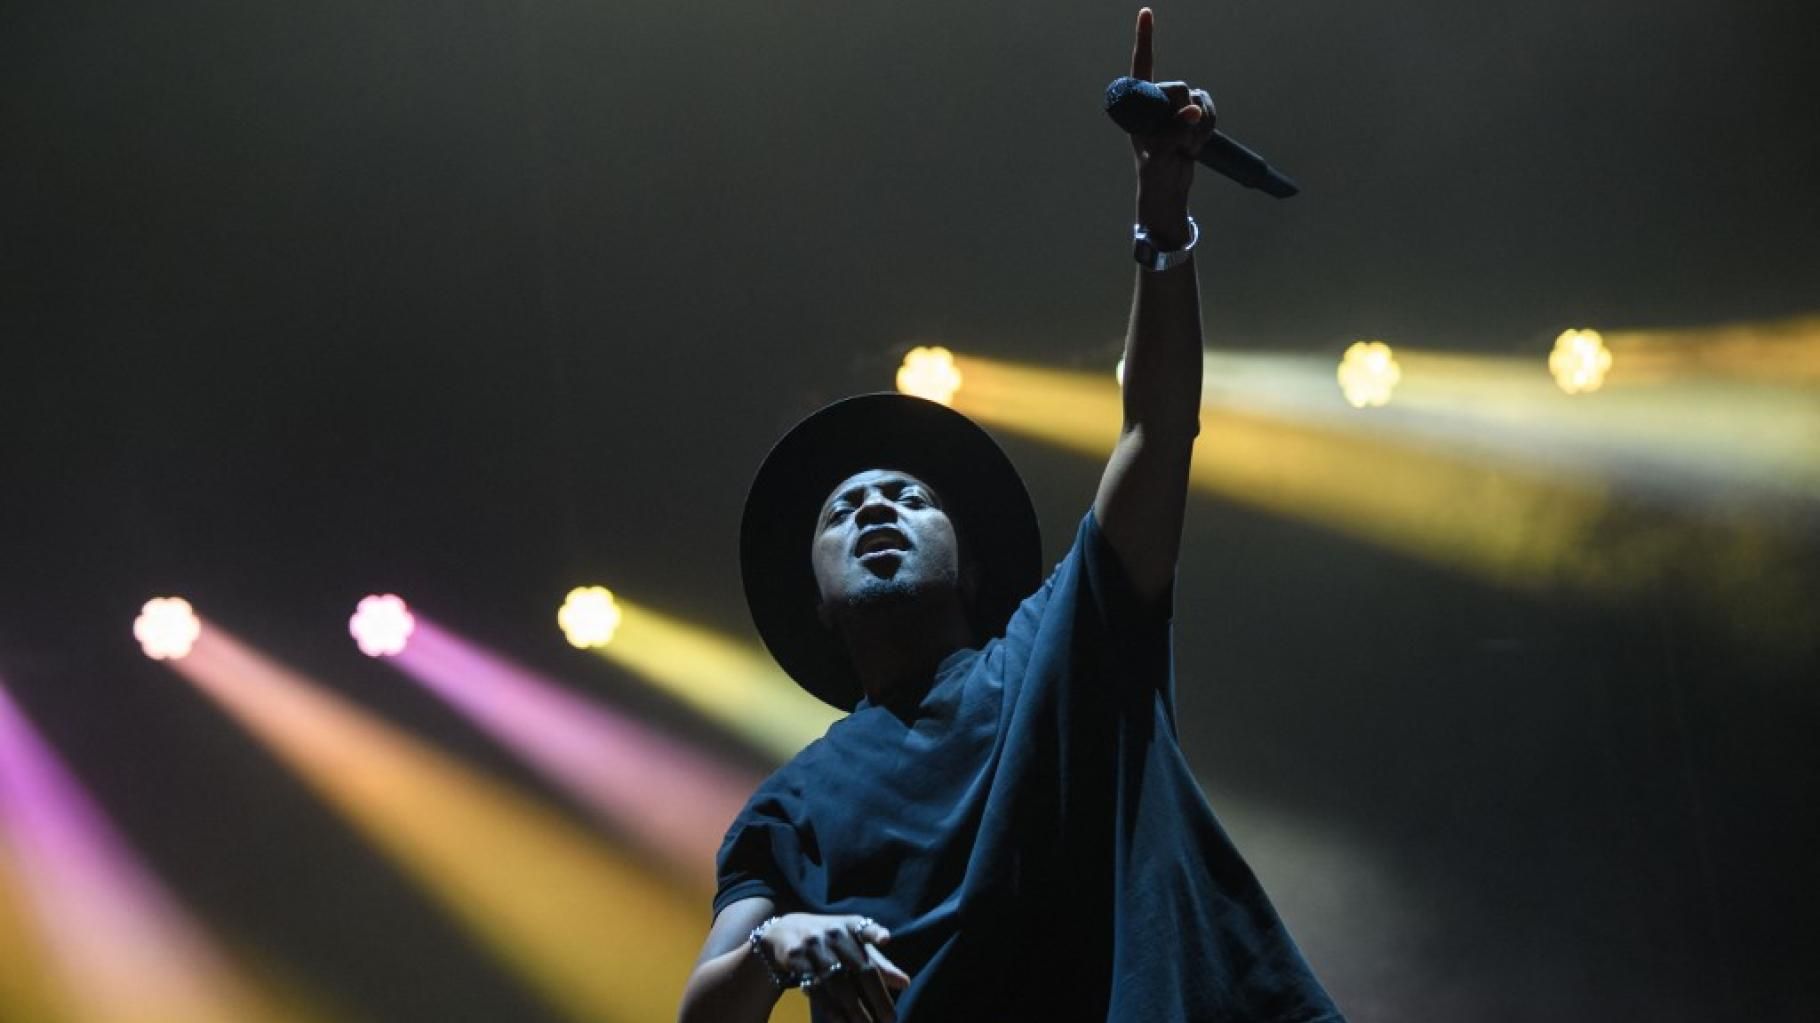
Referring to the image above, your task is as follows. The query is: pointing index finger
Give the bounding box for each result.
[1131,7,1154,81]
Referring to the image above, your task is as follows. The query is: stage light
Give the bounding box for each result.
[1337,341,1401,408]
[594,598,840,762]
[557,587,621,649]
[1549,328,1612,394]
[0,683,300,1023]
[392,620,760,888]
[350,594,415,658]
[0,843,60,1023]
[896,345,963,405]
[945,353,1818,647]
[134,597,200,661]
[168,625,755,1023]
[954,353,1594,590]
[1600,312,1820,386]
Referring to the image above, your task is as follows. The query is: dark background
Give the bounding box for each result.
[4,1,1817,1020]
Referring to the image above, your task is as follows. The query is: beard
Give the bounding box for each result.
[832,572,951,614]
[821,560,968,632]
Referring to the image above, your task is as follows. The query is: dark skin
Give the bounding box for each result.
[811,470,975,706]
[678,9,1209,1021]
[671,472,949,1023]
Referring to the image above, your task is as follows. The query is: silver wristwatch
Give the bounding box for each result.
[1133,216,1199,272]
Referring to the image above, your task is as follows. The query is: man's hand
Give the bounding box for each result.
[1128,7,1217,248]
[755,913,910,1023]
[1093,7,1211,604]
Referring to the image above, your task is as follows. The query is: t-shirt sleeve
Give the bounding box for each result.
[993,510,1180,728]
[712,783,796,917]
[1078,506,1175,630]
[1077,507,1179,721]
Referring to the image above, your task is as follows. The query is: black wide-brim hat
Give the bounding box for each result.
[741,393,1042,711]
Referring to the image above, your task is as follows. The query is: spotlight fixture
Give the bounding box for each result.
[1337,341,1401,408]
[558,587,622,649]
[350,594,415,657]
[134,597,201,661]
[1549,328,1612,395]
[896,346,963,406]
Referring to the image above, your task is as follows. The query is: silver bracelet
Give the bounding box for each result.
[748,916,796,989]
[1133,215,1199,272]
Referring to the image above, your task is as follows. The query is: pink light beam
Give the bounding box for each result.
[0,683,290,1023]
[392,620,761,888]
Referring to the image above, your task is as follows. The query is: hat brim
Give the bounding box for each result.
[740,393,1042,711]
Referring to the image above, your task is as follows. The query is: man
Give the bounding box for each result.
[679,9,1345,1022]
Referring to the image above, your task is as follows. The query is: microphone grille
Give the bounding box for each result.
[1103,77,1173,135]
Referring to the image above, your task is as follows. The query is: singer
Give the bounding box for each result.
[677,10,1345,1022]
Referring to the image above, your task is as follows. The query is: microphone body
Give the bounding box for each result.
[1104,77,1299,199]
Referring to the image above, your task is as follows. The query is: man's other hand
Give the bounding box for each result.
[755,913,911,1022]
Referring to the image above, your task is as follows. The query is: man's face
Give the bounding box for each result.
[811,468,963,617]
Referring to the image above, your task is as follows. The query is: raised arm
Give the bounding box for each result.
[1093,7,1216,604]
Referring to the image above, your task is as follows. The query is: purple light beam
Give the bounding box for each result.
[392,620,761,887]
[0,683,277,1022]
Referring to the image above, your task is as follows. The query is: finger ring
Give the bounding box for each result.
[826,961,843,975]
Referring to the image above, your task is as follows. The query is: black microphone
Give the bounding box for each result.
[1104,77,1299,199]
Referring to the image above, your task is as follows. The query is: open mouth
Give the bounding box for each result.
[854,526,911,558]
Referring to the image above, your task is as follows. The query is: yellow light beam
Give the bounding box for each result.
[1395,351,1820,502]
[1186,348,1820,505]
[951,355,1816,645]
[172,623,722,1023]
[599,599,841,762]
[1604,312,1820,386]
[0,839,70,1023]
[954,354,1614,591]
[0,681,325,1023]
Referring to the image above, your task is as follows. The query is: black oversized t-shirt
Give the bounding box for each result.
[716,512,1345,1022]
